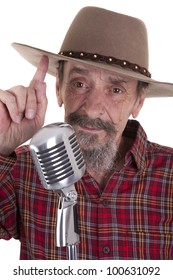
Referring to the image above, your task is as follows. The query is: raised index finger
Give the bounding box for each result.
[29,55,49,88]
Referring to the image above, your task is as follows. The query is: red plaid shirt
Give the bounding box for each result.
[0,120,173,259]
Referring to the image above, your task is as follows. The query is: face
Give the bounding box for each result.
[56,61,145,173]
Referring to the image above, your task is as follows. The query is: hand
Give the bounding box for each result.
[0,55,48,156]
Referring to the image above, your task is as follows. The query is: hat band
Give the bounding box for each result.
[59,51,151,78]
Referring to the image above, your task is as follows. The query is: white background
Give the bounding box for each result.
[0,0,173,261]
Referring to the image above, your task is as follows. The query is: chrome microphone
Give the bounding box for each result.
[29,122,86,259]
[29,122,85,191]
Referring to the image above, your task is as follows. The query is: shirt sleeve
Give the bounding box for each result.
[0,153,19,240]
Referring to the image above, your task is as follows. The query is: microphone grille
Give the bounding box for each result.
[29,123,85,190]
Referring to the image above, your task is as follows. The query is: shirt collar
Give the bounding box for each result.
[123,119,148,170]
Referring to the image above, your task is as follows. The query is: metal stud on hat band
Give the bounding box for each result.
[59,51,151,78]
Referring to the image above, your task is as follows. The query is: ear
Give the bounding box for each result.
[131,89,146,118]
[56,68,63,107]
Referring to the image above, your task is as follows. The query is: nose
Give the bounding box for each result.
[82,86,106,118]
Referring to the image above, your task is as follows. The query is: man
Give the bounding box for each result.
[0,6,173,259]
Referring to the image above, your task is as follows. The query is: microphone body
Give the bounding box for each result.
[29,122,86,255]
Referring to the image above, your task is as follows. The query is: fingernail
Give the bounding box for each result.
[15,115,21,124]
[15,113,24,123]
[26,109,35,119]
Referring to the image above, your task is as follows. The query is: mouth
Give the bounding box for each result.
[77,124,103,133]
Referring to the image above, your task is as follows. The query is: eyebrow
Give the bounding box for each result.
[108,76,129,84]
[69,66,89,76]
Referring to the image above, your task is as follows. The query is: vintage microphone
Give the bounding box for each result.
[29,122,86,260]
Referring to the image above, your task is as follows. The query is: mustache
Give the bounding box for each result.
[66,112,116,134]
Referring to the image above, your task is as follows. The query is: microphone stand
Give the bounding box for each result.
[55,185,79,260]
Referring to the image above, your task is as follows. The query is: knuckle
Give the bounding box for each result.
[4,92,16,105]
[27,86,35,95]
[16,85,25,91]
[9,95,16,104]
[6,85,27,105]
[10,85,26,94]
[27,88,37,102]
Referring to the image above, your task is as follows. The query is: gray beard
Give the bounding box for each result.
[75,130,118,173]
[66,112,118,174]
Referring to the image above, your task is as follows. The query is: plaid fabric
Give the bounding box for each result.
[0,120,173,259]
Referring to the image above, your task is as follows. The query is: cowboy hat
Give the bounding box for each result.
[12,6,173,98]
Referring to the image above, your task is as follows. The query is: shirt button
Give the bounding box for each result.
[102,246,110,254]
[103,199,108,207]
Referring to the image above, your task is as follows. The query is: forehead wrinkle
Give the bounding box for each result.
[67,63,133,85]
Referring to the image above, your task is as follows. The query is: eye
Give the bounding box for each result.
[74,81,85,88]
[112,87,124,94]
[110,86,127,96]
[69,79,90,95]
[105,84,127,99]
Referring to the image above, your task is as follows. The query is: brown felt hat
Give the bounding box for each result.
[12,6,173,97]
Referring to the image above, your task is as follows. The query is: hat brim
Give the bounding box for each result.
[12,42,173,98]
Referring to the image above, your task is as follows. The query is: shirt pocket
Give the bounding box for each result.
[126,231,173,259]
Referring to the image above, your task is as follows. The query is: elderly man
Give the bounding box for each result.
[0,7,173,259]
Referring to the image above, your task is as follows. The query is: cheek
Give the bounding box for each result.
[63,90,86,114]
[106,99,133,134]
[107,99,129,122]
